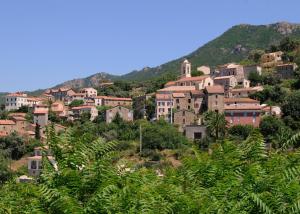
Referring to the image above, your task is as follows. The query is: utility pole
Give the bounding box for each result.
[170,92,173,124]
[139,124,142,156]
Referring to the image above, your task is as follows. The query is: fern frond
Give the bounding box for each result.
[250,193,273,214]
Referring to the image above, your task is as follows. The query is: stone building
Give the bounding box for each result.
[79,87,98,98]
[105,106,133,123]
[94,96,132,107]
[174,110,198,132]
[213,75,238,96]
[204,85,225,113]
[228,86,263,98]
[276,63,298,79]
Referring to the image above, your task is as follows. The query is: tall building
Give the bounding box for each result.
[181,59,192,78]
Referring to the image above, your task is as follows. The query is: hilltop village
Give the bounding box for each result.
[1,34,300,212]
[0,49,296,177]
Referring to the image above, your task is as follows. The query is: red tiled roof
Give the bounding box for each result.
[12,116,27,121]
[33,109,48,114]
[95,96,132,101]
[230,86,263,92]
[165,81,176,87]
[225,105,262,111]
[158,86,196,92]
[6,92,27,97]
[8,113,26,118]
[205,85,224,94]
[176,75,210,83]
[72,105,96,110]
[214,75,235,80]
[224,98,260,103]
[156,94,172,100]
[0,131,8,137]
[0,120,16,125]
[172,93,185,98]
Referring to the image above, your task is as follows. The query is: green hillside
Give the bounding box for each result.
[121,22,300,81]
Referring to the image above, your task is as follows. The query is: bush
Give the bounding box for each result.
[142,120,188,150]
[228,125,254,140]
[259,116,285,142]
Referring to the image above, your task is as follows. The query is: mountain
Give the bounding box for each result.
[53,72,120,89]
[16,22,300,91]
[120,22,300,81]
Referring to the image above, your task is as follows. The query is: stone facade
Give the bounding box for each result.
[204,86,225,113]
[106,106,133,123]
[174,110,197,132]
[184,125,207,141]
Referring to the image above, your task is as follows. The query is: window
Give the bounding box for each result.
[194,132,202,140]
[188,106,191,110]
[31,160,37,169]
[188,99,191,103]
[176,99,179,103]
[182,111,185,116]
[215,95,218,98]
[183,119,185,124]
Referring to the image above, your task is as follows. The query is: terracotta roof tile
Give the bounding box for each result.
[176,75,210,82]
[205,85,224,94]
[224,98,260,103]
[0,120,16,125]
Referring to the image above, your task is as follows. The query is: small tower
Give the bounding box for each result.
[181,59,191,78]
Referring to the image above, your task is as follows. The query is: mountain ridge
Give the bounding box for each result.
[54,22,300,88]
[2,22,300,94]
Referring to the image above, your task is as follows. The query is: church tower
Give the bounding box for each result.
[181,59,191,78]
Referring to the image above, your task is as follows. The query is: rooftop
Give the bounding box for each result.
[224,98,260,103]
[230,86,263,92]
[205,85,224,94]
[176,75,210,83]
[158,86,196,92]
[225,105,262,111]
[214,75,235,80]
[95,96,132,101]
[0,120,16,125]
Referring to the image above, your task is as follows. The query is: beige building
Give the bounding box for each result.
[33,105,49,127]
[79,88,98,98]
[204,85,225,113]
[71,105,98,121]
[0,120,16,136]
[261,51,283,68]
[94,96,132,107]
[106,106,133,123]
[5,92,28,111]
[51,102,68,117]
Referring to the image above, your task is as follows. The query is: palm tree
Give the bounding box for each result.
[203,111,227,140]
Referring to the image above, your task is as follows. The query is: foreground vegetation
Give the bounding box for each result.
[0,121,300,213]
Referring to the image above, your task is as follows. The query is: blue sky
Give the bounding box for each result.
[1,0,300,92]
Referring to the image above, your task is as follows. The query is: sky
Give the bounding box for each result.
[1,0,300,92]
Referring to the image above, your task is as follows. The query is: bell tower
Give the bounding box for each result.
[181,59,191,78]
